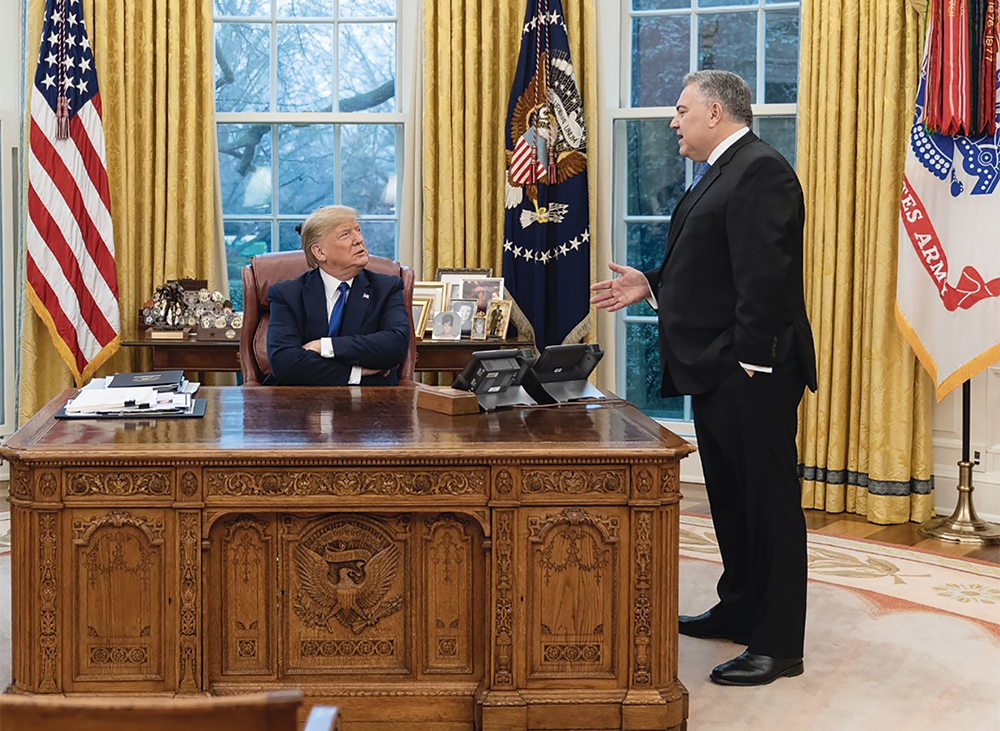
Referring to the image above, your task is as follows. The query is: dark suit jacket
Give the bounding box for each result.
[266,267,410,386]
[645,131,817,397]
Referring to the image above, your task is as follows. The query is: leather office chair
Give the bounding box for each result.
[0,690,340,731]
[239,250,416,386]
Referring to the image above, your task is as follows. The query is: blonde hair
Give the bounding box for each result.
[299,205,360,268]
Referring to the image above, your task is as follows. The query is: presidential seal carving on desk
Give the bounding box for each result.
[294,521,404,636]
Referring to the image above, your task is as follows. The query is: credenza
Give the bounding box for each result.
[1,387,694,730]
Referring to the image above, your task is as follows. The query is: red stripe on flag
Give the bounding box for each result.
[68,99,114,215]
[27,185,118,345]
[30,120,118,296]
[26,252,89,374]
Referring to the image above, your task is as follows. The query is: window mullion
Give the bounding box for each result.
[757,1,766,104]
[333,124,342,204]
[271,123,279,252]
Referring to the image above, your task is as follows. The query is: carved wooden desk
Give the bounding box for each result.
[2,387,694,731]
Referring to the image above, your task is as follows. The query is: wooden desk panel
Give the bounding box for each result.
[2,387,693,731]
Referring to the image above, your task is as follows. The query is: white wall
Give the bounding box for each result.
[932,367,1000,522]
[0,1,22,464]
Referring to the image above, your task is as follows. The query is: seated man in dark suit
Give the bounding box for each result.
[266,205,409,386]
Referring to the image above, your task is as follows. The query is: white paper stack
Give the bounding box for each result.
[65,387,159,414]
[66,384,195,416]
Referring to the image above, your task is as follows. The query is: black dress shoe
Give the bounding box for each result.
[710,651,804,686]
[678,609,751,645]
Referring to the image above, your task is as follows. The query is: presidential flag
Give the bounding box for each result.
[503,0,590,348]
[896,19,1000,401]
[27,0,120,385]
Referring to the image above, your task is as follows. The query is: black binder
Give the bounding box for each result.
[107,370,184,392]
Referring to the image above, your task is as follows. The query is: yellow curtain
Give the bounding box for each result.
[796,0,935,524]
[422,0,597,291]
[19,0,220,423]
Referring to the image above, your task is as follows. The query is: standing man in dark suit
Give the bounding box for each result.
[591,70,817,686]
[266,205,410,386]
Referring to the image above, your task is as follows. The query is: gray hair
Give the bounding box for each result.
[682,70,753,127]
[299,205,360,268]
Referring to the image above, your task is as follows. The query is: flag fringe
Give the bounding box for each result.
[25,282,121,387]
[506,290,592,351]
[560,313,591,346]
[894,300,1000,402]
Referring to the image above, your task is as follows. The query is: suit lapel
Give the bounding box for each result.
[340,269,372,336]
[303,268,329,340]
[661,131,758,267]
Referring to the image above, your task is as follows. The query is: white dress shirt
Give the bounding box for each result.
[645,126,771,374]
[317,268,363,385]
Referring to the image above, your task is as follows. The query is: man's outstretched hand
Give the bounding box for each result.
[590,262,652,312]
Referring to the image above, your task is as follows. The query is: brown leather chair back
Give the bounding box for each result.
[239,250,416,385]
[0,690,340,731]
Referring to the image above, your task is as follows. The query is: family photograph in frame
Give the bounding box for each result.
[461,277,505,313]
[431,311,462,341]
[471,312,487,341]
[436,268,493,307]
[485,299,512,339]
[448,298,477,336]
[412,281,448,320]
[411,297,432,339]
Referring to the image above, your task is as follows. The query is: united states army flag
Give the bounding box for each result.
[896,57,1000,401]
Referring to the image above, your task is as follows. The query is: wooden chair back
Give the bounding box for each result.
[0,690,340,731]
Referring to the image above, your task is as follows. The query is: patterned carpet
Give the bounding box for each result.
[680,513,1000,637]
[678,514,1000,730]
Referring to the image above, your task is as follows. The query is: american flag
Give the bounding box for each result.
[27,0,119,385]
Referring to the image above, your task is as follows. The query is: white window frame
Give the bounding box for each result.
[605,0,801,440]
[212,0,413,270]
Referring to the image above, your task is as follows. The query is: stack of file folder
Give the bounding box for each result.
[60,370,204,418]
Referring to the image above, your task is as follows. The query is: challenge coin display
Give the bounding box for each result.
[140,280,243,342]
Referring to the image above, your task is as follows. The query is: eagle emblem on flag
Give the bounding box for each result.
[502,0,591,348]
[505,49,587,219]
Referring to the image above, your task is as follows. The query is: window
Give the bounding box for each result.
[213,0,403,309]
[614,0,800,421]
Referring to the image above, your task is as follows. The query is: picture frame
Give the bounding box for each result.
[431,311,462,341]
[485,299,513,339]
[448,298,477,336]
[470,312,487,341]
[437,269,494,307]
[412,281,448,319]
[460,277,505,313]
[435,266,493,280]
[411,296,432,339]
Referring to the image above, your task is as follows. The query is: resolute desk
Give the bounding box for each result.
[2,387,694,730]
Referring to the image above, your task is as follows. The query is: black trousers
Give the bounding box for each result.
[691,359,807,659]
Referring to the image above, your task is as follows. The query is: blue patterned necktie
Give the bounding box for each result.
[690,161,710,189]
[327,281,350,338]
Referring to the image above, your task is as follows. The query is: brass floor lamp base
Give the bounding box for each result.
[919,461,1000,545]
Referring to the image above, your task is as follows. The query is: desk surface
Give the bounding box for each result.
[4,386,692,462]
